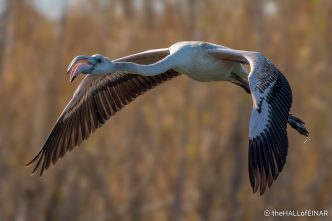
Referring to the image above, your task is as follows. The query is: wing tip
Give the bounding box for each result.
[250,171,275,195]
[249,131,287,195]
[26,149,47,176]
[25,149,43,167]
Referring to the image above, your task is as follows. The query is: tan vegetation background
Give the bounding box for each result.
[0,0,331,220]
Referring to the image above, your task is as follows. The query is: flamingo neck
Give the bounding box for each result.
[111,55,177,76]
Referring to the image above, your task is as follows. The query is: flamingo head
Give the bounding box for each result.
[67,54,113,82]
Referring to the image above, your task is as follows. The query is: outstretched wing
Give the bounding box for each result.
[208,49,292,195]
[246,53,292,195]
[27,49,180,175]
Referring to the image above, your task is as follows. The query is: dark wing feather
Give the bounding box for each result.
[247,54,292,195]
[207,48,294,195]
[27,49,180,175]
[207,48,296,195]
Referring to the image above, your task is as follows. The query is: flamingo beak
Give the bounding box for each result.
[67,56,93,82]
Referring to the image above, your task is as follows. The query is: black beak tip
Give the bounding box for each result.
[69,75,76,82]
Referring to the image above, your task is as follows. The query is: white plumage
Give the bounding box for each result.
[27,41,308,195]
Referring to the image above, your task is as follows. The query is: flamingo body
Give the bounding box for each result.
[27,41,309,195]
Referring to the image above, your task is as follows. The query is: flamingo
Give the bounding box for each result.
[27,41,308,195]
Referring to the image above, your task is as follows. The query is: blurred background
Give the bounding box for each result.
[0,0,331,220]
